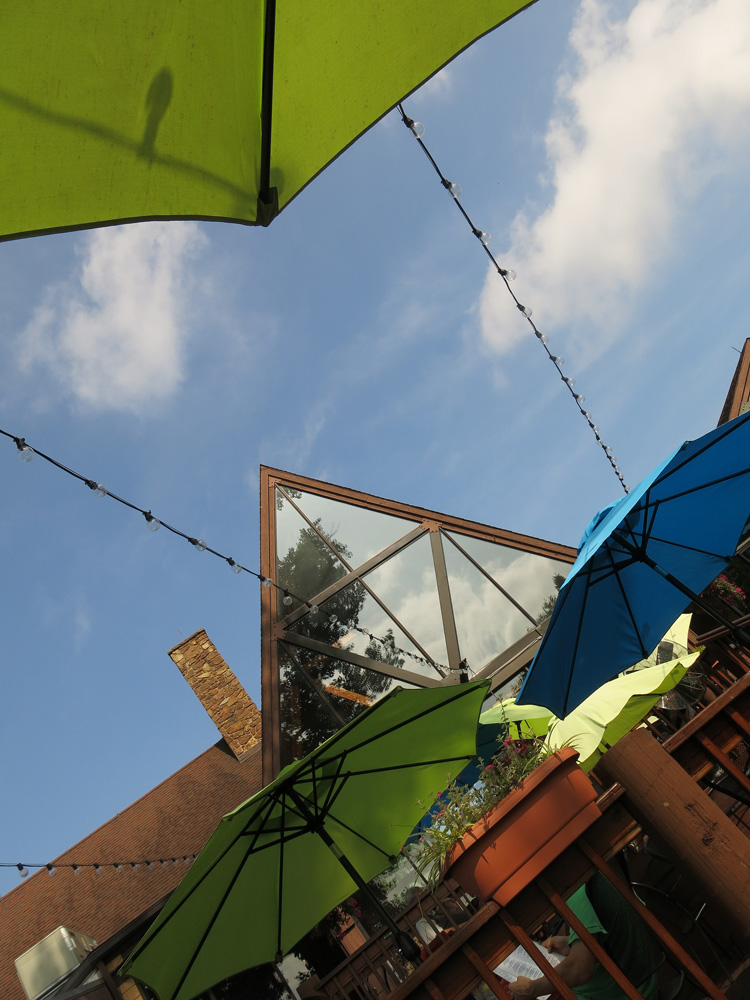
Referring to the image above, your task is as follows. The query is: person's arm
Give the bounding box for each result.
[509,940,596,999]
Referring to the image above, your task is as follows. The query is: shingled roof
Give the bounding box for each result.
[0,631,264,1000]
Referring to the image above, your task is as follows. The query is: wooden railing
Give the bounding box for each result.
[301,638,750,1000]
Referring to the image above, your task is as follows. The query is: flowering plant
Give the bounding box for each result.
[414,733,552,883]
[702,574,747,611]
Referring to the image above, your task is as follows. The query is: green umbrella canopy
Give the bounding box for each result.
[121,681,489,1000]
[1,1,537,242]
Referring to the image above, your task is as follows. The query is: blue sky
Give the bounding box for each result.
[2,0,750,895]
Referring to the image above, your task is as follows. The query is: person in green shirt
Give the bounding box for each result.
[508,872,660,1000]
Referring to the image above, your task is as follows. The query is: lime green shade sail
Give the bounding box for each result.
[1,1,536,242]
[120,681,489,1000]
[482,652,697,772]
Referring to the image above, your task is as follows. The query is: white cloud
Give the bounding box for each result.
[418,65,453,100]
[480,0,750,357]
[17,222,207,413]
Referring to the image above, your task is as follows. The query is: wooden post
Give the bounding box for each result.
[597,727,750,941]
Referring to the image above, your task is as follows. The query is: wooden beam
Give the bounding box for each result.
[597,727,750,943]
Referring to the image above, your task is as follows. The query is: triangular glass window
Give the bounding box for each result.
[444,531,569,626]
[281,487,419,571]
[275,488,351,609]
[361,534,450,670]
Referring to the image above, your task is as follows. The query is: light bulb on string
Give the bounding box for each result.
[551,355,564,366]
[190,538,207,552]
[563,376,576,387]
[535,332,548,345]
[94,864,103,875]
[144,510,160,531]
[17,864,29,878]
[113,863,122,874]
[282,591,293,606]
[262,576,274,589]
[517,304,532,318]
[409,120,424,138]
[227,558,242,574]
[500,268,516,281]
[72,864,81,875]
[448,182,461,199]
[574,394,586,404]
[46,864,57,876]
[15,438,34,462]
[308,603,319,616]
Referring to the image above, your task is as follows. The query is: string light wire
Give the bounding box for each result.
[398,104,629,494]
[2,856,198,878]
[1,428,444,673]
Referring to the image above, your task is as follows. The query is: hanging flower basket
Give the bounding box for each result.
[445,748,600,906]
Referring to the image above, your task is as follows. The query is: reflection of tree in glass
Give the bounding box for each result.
[365,628,405,669]
[276,518,349,615]
[275,485,302,511]
[277,522,393,765]
[534,573,566,624]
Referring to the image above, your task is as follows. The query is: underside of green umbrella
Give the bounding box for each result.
[1,1,537,242]
[120,681,489,1000]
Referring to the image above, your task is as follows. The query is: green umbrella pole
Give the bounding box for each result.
[317,825,421,963]
[285,784,420,961]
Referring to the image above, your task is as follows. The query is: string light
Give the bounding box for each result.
[15,438,34,462]
[398,104,628,493]
[3,854,199,877]
[1,428,449,674]
[144,510,161,531]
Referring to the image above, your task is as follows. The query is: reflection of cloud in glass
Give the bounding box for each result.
[363,538,449,667]
[444,532,571,671]
[285,489,419,570]
[311,586,443,679]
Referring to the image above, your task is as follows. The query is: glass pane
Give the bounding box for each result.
[288,579,444,681]
[445,531,570,626]
[278,642,405,767]
[443,539,540,673]
[286,488,420,570]
[362,534,450,669]
[275,487,350,610]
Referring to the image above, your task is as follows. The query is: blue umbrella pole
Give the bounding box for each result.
[629,542,750,646]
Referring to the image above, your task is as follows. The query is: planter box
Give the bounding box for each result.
[446,748,600,905]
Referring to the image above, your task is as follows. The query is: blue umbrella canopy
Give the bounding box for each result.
[518,411,750,717]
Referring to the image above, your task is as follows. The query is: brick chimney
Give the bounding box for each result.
[169,629,261,759]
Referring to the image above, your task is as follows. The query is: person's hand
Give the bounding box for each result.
[509,976,537,999]
[543,934,570,956]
